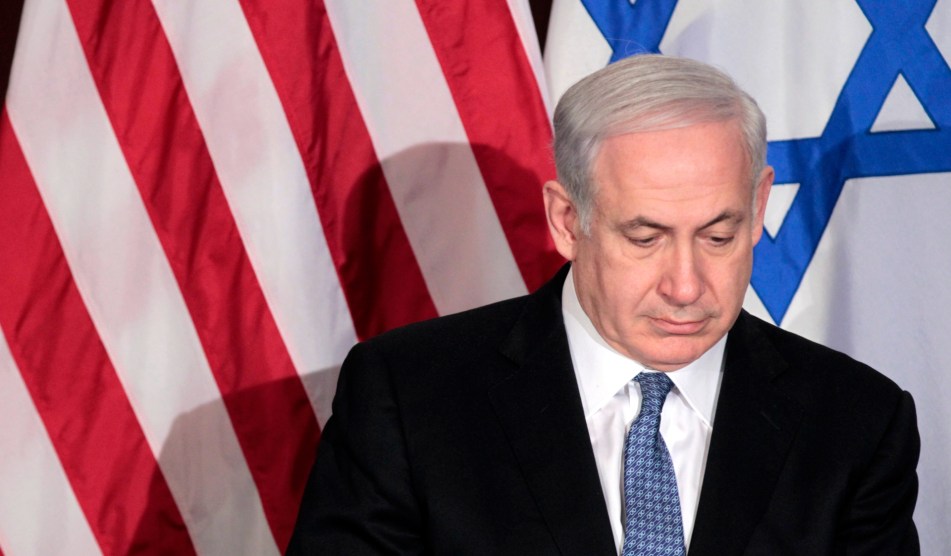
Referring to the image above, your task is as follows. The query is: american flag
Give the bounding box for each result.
[0,1,562,554]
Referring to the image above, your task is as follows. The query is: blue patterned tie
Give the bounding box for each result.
[621,372,686,556]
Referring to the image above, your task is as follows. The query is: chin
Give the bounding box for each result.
[647,337,714,370]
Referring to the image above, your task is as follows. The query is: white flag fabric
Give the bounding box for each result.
[0,1,562,554]
[546,1,950,554]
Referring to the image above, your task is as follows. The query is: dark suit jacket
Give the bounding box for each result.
[287,266,919,555]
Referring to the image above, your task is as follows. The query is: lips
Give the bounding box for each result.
[652,317,707,335]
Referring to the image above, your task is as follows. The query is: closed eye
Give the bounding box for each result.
[627,235,660,248]
[707,235,734,247]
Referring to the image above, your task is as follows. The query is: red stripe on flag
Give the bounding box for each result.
[415,1,565,291]
[64,1,319,548]
[238,0,439,338]
[0,111,197,555]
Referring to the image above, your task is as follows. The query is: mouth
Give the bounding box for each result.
[651,317,708,335]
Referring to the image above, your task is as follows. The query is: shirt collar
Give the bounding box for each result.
[561,267,726,426]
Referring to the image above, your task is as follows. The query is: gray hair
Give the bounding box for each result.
[552,54,767,232]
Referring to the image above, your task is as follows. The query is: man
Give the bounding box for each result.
[287,55,919,555]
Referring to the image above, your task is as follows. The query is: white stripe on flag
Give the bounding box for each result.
[0,334,101,556]
[152,0,357,425]
[507,0,554,117]
[325,1,528,314]
[4,1,276,553]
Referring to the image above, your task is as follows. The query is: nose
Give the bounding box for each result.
[658,242,704,307]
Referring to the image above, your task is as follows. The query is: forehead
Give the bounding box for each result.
[592,120,751,218]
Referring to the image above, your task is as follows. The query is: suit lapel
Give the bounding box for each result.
[488,267,616,556]
[688,312,803,555]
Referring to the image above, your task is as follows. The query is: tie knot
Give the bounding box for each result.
[635,372,674,416]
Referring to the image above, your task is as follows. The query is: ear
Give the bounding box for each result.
[750,166,774,245]
[543,180,581,260]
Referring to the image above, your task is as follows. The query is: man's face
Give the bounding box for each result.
[545,120,772,371]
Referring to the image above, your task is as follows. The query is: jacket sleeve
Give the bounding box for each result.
[285,341,425,555]
[836,389,920,555]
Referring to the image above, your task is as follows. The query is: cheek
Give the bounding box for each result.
[599,266,659,322]
[577,251,656,319]
[705,250,754,301]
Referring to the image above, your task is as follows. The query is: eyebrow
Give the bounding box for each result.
[617,210,746,233]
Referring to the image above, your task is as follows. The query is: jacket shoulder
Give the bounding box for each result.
[740,311,904,395]
[735,312,913,458]
[365,294,531,358]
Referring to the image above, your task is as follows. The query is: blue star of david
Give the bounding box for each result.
[581,0,951,324]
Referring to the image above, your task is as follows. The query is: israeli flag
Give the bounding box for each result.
[545,1,951,553]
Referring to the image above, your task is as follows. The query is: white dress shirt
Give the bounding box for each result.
[561,269,725,553]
